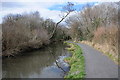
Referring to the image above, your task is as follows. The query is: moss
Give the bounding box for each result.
[64,42,85,79]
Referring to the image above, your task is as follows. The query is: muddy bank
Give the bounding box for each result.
[2,40,64,57]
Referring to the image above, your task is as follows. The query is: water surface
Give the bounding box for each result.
[2,42,70,78]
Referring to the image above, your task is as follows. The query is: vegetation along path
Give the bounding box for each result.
[77,43,118,78]
[68,41,118,78]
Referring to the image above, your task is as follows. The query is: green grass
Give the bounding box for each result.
[64,42,85,79]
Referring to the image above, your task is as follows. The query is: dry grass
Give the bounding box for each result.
[80,41,118,64]
[80,24,119,64]
[79,23,119,64]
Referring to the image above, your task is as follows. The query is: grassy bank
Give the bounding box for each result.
[64,42,85,78]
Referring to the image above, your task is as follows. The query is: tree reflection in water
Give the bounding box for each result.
[2,42,70,78]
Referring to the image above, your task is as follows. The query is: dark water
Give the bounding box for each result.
[2,42,70,78]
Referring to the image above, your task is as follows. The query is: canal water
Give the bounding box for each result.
[2,42,70,78]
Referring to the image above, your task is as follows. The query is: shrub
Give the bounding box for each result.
[2,13,50,56]
[93,24,118,56]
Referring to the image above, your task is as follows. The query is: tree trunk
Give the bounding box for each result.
[50,12,70,39]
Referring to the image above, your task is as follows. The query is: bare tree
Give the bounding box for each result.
[50,2,75,39]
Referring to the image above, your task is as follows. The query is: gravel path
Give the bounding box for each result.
[76,43,118,78]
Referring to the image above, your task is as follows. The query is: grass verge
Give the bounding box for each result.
[64,42,85,78]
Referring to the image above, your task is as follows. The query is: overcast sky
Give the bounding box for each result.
[0,0,119,23]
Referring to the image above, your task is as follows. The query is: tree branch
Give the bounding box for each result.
[50,12,70,39]
[51,52,66,73]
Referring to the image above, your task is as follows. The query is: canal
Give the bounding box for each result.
[2,42,70,78]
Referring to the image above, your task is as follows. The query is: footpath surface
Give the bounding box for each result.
[76,43,118,78]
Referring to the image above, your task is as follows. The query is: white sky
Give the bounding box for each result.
[0,0,119,23]
[1,0,120,2]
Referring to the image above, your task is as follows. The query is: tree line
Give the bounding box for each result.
[2,11,70,56]
[66,2,119,60]
[1,2,119,58]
